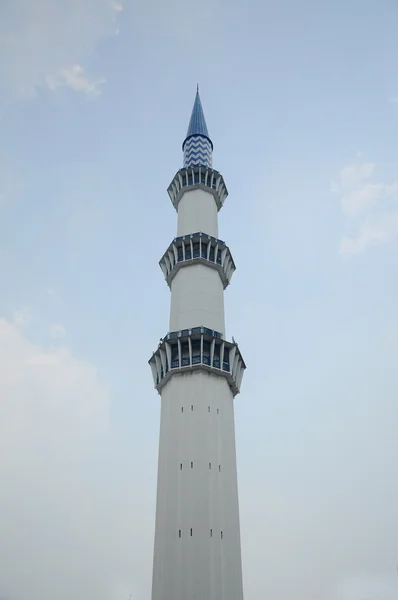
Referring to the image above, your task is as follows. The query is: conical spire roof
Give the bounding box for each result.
[183,87,213,150]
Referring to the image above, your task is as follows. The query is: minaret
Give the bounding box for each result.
[149,88,246,600]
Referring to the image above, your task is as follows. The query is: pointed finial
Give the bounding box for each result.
[183,88,211,144]
[182,86,213,166]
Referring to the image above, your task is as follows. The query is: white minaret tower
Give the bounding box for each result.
[149,88,246,600]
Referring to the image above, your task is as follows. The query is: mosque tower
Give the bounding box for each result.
[149,88,246,600]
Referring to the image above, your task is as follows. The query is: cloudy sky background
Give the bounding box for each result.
[1,0,398,599]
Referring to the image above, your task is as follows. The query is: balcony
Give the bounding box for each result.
[149,326,245,397]
[159,232,235,289]
[167,166,228,212]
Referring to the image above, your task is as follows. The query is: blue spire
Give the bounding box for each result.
[183,87,213,151]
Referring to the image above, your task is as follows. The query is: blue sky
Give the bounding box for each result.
[1,1,398,599]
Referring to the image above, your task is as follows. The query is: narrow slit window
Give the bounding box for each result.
[191,405,194,411]
[221,531,223,539]
[179,530,181,538]
[191,461,194,468]
[208,406,210,412]
[190,528,193,537]
[219,465,221,472]
[181,407,184,412]
[210,529,213,537]
[180,463,183,470]
[217,408,219,414]
[209,462,211,469]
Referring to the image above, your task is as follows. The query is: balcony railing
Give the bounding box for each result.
[160,354,230,373]
[164,326,223,342]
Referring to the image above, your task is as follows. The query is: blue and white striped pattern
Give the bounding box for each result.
[183,135,213,168]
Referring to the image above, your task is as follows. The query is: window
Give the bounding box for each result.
[221,531,223,539]
[191,405,194,411]
[213,344,221,369]
[180,463,183,470]
[190,528,193,537]
[208,406,210,412]
[223,346,230,371]
[191,340,201,365]
[210,529,213,537]
[202,341,211,365]
[219,465,221,472]
[191,462,194,468]
[209,463,211,469]
[217,408,219,414]
[179,530,181,538]
[181,342,189,367]
[181,407,183,412]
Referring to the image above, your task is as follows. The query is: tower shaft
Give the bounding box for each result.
[149,90,245,600]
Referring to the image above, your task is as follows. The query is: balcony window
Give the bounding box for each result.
[216,249,222,265]
[223,347,230,371]
[171,344,179,369]
[213,343,220,369]
[185,243,191,259]
[209,246,215,262]
[181,341,189,367]
[191,340,201,365]
[193,243,200,258]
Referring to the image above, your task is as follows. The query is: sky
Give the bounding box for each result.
[0,0,398,599]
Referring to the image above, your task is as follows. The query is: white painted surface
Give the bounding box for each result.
[151,371,244,600]
[177,188,218,238]
[169,264,225,335]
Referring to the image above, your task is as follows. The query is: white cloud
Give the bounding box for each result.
[111,0,124,11]
[49,323,67,338]
[12,307,31,327]
[46,64,105,96]
[0,316,153,600]
[333,158,398,255]
[340,213,398,255]
[0,0,124,101]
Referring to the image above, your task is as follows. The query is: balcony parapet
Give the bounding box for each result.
[167,166,228,212]
[159,232,235,289]
[149,326,245,397]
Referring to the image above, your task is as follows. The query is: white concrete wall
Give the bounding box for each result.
[151,370,244,600]
[169,264,225,335]
[177,188,218,238]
